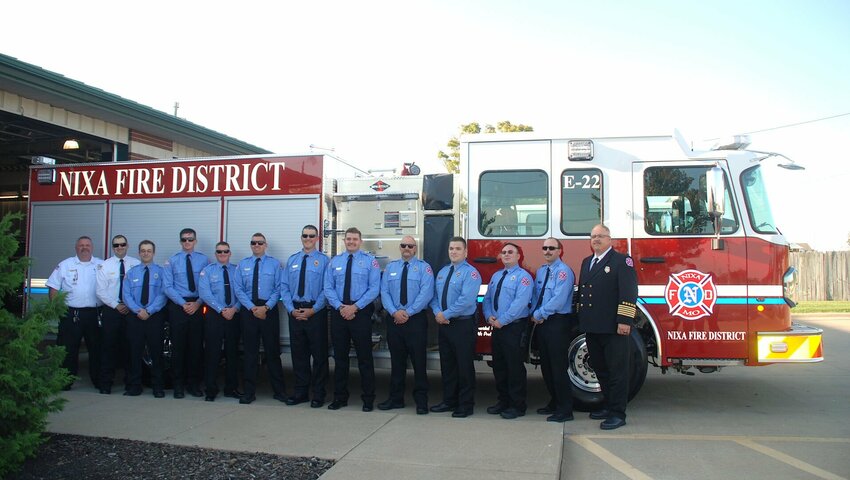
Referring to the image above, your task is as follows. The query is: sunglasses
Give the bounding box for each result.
[542,246,559,251]
[215,249,230,254]
[400,243,415,249]
[301,234,317,239]
[250,241,266,246]
[500,250,517,255]
[112,242,127,248]
[180,237,195,242]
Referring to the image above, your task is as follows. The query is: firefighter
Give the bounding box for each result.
[323,227,381,412]
[577,224,638,430]
[378,236,434,414]
[163,228,209,398]
[122,240,168,397]
[234,232,287,405]
[95,234,140,394]
[198,241,242,402]
[430,236,482,418]
[530,237,576,423]
[483,242,533,420]
[47,235,103,391]
[280,225,330,408]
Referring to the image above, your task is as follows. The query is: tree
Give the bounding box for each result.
[438,121,534,173]
[0,213,70,477]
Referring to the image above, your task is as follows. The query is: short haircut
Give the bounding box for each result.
[592,224,610,235]
[545,237,562,250]
[502,242,521,253]
[139,240,156,252]
[251,232,266,240]
[302,224,319,234]
[345,227,362,239]
[112,234,127,243]
[179,228,196,238]
[77,235,93,243]
[216,241,230,248]
[449,236,466,248]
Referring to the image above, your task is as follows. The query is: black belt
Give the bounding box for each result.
[184,296,199,302]
[452,315,475,321]
[69,306,98,312]
[253,299,268,307]
[293,301,315,309]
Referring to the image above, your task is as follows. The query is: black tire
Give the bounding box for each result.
[565,321,648,411]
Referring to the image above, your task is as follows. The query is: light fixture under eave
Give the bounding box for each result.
[63,139,80,150]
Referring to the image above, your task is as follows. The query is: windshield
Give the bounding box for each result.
[741,165,778,234]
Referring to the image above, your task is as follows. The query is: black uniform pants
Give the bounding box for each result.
[204,309,241,396]
[126,311,164,392]
[168,301,205,390]
[386,311,428,407]
[492,319,527,411]
[437,315,477,410]
[586,331,631,419]
[330,306,375,403]
[99,306,129,388]
[537,314,573,414]
[289,308,329,401]
[57,307,101,387]
[241,305,286,397]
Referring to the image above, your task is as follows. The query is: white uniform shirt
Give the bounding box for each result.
[46,256,104,308]
[96,255,141,308]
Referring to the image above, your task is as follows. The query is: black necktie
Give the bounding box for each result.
[535,267,551,310]
[140,266,150,306]
[343,254,353,304]
[118,258,125,302]
[223,265,232,305]
[400,261,409,305]
[590,257,598,272]
[186,254,195,292]
[441,265,454,311]
[298,255,308,298]
[252,257,260,304]
[494,270,508,311]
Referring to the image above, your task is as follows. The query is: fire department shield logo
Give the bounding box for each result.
[665,269,716,321]
[370,180,390,192]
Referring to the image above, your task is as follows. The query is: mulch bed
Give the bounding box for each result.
[9,433,334,479]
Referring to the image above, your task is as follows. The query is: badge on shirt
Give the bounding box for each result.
[510,275,516,281]
[314,260,320,267]
[200,270,206,276]
[604,266,610,273]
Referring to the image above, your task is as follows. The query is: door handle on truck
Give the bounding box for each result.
[640,257,666,264]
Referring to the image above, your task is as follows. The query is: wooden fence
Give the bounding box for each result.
[789,251,850,301]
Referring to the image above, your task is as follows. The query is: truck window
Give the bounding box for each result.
[643,166,738,235]
[478,170,548,237]
[740,165,778,234]
[560,168,602,235]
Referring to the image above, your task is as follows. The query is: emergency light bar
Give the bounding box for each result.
[568,140,594,161]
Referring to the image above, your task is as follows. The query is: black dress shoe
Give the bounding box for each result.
[451,409,473,418]
[327,399,348,410]
[377,399,405,410]
[223,389,243,399]
[285,396,309,406]
[362,402,374,412]
[429,402,456,413]
[310,400,324,408]
[547,412,574,423]
[589,409,610,420]
[486,403,508,415]
[273,393,288,403]
[416,406,429,415]
[187,387,204,398]
[536,404,557,415]
[600,417,626,430]
[239,394,256,404]
[173,389,185,399]
[153,390,165,398]
[499,407,525,419]
[99,387,111,395]
[123,389,142,396]
[205,395,215,402]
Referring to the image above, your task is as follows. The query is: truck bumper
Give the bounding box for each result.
[757,323,824,363]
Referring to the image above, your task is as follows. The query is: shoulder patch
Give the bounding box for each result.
[625,257,634,267]
[521,277,530,286]
[372,259,379,268]
[558,271,567,280]
[471,271,479,280]
[425,266,432,274]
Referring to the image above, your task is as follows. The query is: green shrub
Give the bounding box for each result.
[0,213,71,477]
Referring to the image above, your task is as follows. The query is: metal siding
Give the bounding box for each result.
[223,195,320,263]
[109,198,221,259]
[29,201,107,278]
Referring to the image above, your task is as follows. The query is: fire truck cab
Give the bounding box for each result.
[461,130,823,407]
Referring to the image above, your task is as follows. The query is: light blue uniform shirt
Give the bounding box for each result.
[234,254,281,309]
[430,260,482,319]
[380,257,434,316]
[323,250,381,310]
[531,259,575,320]
[123,263,168,315]
[280,249,329,313]
[198,262,241,313]
[483,264,533,326]
[163,251,209,304]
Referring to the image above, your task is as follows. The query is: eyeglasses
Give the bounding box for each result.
[180,237,195,243]
[400,243,415,249]
[590,234,610,239]
[215,250,230,254]
[500,250,517,255]
[541,246,559,251]
[112,242,127,248]
[250,240,266,246]
[301,234,317,239]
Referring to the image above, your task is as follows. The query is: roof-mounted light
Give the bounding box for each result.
[711,135,751,151]
[568,140,594,161]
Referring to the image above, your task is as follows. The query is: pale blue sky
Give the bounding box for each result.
[4,0,849,249]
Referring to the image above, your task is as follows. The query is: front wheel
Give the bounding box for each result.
[566,326,648,411]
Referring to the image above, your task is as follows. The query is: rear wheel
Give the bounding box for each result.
[566,324,648,411]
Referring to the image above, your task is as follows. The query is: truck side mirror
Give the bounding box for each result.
[705,166,725,218]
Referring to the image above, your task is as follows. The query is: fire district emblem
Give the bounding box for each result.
[665,269,716,320]
[370,180,390,192]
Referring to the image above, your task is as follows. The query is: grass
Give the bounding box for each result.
[792,301,850,313]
